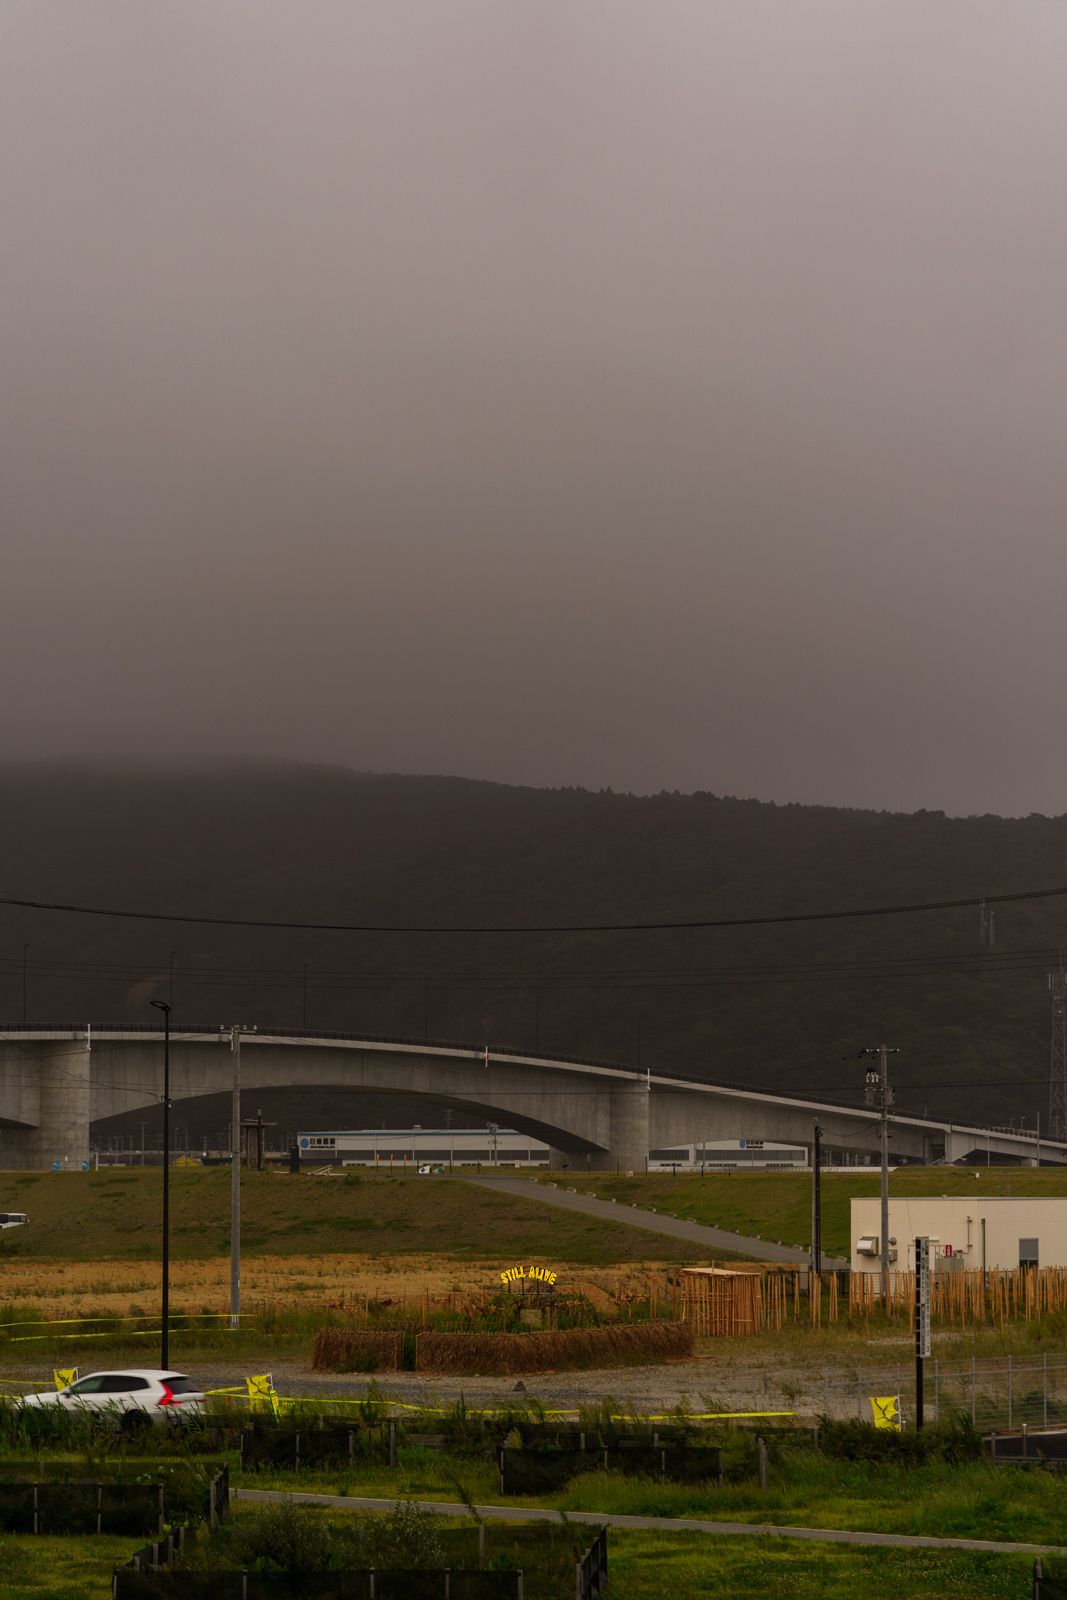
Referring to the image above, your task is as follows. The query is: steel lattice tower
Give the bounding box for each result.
[1050,967,1067,1142]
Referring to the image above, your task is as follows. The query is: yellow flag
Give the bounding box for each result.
[870,1396,900,1430]
[54,1368,77,1391]
[246,1373,278,1415]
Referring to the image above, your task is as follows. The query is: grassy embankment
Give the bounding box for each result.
[0,1167,723,1266]
[534,1166,1067,1261]
[6,1161,1056,1270]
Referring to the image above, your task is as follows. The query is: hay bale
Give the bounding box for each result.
[311,1329,403,1372]
[414,1322,693,1376]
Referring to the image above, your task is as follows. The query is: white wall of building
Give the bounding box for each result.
[648,1139,806,1170]
[851,1195,1067,1273]
[298,1127,551,1167]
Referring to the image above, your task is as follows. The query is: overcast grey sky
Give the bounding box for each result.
[2,3,1066,816]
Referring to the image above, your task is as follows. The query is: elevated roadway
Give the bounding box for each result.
[0,1024,1059,1172]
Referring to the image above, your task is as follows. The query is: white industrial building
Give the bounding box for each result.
[649,1139,806,1171]
[851,1195,1067,1274]
[298,1127,551,1168]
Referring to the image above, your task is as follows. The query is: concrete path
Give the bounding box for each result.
[458,1176,848,1269]
[232,1489,1062,1557]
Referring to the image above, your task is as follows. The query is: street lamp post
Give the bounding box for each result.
[230,1026,242,1329]
[149,1000,171,1370]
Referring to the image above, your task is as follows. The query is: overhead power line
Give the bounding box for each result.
[2,881,1067,936]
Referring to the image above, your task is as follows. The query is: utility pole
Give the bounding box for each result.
[1049,966,1067,1141]
[811,1120,822,1276]
[230,1025,242,1329]
[862,1046,899,1301]
[22,944,28,1024]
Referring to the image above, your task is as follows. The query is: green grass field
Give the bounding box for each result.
[536,1167,1067,1260]
[236,1442,1067,1548]
[3,1163,1060,1267]
[0,1523,1036,1600]
[0,1427,1055,1599]
[606,1532,1030,1598]
[0,1168,724,1265]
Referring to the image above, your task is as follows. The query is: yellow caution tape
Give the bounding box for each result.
[0,1313,252,1330]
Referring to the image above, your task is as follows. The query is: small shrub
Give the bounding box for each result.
[229,1500,332,1573]
[819,1414,982,1466]
[343,1348,380,1374]
[354,1499,443,1569]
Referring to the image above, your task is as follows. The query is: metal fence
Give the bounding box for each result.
[0,1478,164,1536]
[113,1572,524,1599]
[577,1528,607,1600]
[811,1353,1067,1429]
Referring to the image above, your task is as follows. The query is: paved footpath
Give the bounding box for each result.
[233,1489,1062,1557]
[459,1176,848,1270]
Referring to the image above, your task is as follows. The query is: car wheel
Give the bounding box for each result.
[122,1410,152,1440]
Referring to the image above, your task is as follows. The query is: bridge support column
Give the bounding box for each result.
[7,1039,91,1170]
[589,1079,649,1174]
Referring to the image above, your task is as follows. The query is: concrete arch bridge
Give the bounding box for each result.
[0,1025,1060,1172]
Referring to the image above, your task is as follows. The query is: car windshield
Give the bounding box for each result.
[69,1377,105,1394]
[163,1376,201,1395]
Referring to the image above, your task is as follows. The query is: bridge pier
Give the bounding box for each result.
[590,1080,649,1173]
[0,1037,91,1171]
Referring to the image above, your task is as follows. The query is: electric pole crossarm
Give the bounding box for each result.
[1050,967,1067,1143]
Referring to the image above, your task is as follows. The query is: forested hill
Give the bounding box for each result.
[1,760,1066,1128]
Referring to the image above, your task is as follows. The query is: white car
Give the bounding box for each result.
[20,1369,206,1431]
[0,1213,28,1229]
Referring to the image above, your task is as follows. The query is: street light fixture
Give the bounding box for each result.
[150,1000,171,1369]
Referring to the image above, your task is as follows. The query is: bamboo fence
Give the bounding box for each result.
[682,1262,1067,1337]
[681,1268,768,1336]
[848,1264,1067,1330]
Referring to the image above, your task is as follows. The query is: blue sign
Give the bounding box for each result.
[739,1139,746,1148]
[299,1137,310,1149]
[53,1161,60,1171]
[82,1161,89,1172]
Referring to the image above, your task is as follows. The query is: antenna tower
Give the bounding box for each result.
[1050,964,1067,1142]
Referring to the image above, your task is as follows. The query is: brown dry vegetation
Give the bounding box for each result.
[311,1322,694,1375]
[0,1253,692,1322]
